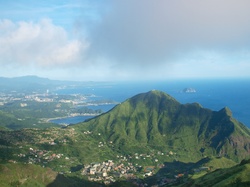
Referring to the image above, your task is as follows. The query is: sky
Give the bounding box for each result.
[0,0,250,81]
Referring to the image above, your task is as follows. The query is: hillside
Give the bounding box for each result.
[78,90,250,162]
[0,163,100,187]
[183,159,250,187]
[0,111,19,129]
[0,108,59,130]
[1,90,250,186]
[0,163,57,187]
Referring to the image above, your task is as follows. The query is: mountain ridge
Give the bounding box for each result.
[186,159,250,187]
[77,90,250,162]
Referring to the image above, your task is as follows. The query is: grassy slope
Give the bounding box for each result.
[0,111,22,129]
[0,110,57,130]
[203,156,237,169]
[0,163,101,187]
[76,90,250,163]
[0,163,57,187]
[186,159,250,187]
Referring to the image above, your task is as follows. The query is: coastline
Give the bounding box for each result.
[43,113,99,123]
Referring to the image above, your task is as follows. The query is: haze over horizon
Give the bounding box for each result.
[1,0,250,81]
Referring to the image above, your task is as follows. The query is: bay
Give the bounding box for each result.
[50,115,95,125]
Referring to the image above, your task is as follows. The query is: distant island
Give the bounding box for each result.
[183,87,196,93]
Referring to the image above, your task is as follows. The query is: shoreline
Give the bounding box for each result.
[43,113,99,123]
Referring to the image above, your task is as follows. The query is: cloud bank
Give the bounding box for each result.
[87,0,250,69]
[1,0,250,80]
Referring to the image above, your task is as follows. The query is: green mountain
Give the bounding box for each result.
[78,90,250,162]
[1,90,250,186]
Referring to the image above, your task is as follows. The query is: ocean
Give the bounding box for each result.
[53,79,250,127]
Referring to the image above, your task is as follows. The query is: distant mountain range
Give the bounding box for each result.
[0,75,61,93]
[0,75,89,93]
[0,75,56,85]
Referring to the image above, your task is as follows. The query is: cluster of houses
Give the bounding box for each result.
[81,159,188,186]
[0,91,88,113]
[83,130,92,134]
[82,160,138,185]
[17,147,64,165]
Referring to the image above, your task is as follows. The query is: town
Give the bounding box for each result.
[3,127,212,187]
[0,88,117,129]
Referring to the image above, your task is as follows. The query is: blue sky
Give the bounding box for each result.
[0,0,250,81]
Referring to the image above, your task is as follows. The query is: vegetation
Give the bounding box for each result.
[79,90,250,163]
[184,159,250,187]
[0,163,57,187]
[0,163,101,187]
[0,109,58,129]
[1,90,250,186]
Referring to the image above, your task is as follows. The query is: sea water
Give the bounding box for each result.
[54,79,250,127]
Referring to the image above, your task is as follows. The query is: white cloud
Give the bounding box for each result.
[0,19,87,69]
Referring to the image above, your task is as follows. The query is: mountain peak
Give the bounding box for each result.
[127,90,179,109]
[147,89,171,96]
[80,90,250,162]
[148,89,171,97]
[133,90,178,102]
[219,106,233,117]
